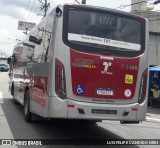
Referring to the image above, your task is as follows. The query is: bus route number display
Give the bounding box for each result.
[99,16,115,26]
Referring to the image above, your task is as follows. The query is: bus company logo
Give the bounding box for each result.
[72,58,96,69]
[101,62,112,75]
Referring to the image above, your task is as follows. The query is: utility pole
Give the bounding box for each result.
[38,0,50,17]
[154,0,160,4]
[82,0,86,4]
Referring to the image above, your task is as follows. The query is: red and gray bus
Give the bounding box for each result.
[8,4,149,123]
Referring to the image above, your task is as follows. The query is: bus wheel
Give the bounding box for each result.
[24,90,32,122]
[11,84,14,95]
[11,84,18,104]
[87,120,102,124]
[120,121,140,124]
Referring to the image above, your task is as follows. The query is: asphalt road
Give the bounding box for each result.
[0,72,160,148]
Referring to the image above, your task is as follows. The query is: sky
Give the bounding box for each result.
[0,0,159,57]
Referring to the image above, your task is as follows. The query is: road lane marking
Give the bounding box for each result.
[0,107,18,147]
[0,91,4,104]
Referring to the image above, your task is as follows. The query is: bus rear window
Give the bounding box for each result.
[67,10,141,51]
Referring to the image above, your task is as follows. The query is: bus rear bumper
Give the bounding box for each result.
[67,99,147,121]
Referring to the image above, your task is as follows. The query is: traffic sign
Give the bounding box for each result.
[18,21,36,31]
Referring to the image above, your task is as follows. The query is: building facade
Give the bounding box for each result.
[131,0,160,66]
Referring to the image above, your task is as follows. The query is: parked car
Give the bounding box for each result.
[0,64,9,72]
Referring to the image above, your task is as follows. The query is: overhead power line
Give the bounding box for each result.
[17,0,31,41]
[116,1,147,9]
[26,0,37,21]
[21,0,31,20]
[74,0,86,4]
[28,2,41,22]
[116,0,158,10]
[74,0,80,4]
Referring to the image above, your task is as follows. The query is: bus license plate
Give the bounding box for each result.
[92,109,117,114]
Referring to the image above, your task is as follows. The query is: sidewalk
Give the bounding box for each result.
[146,107,160,123]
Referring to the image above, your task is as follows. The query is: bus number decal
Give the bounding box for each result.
[121,64,138,71]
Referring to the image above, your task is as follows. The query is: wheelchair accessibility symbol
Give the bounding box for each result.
[76,85,84,94]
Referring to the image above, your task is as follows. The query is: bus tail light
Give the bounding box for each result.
[55,59,67,99]
[138,69,148,104]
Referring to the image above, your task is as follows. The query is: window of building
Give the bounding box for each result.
[149,33,160,44]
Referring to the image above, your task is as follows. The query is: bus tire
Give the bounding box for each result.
[24,90,32,122]
[11,84,14,96]
[11,84,18,104]
[120,121,140,124]
[87,120,102,124]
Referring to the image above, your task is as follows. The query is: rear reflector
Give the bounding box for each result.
[132,108,138,111]
[55,59,67,99]
[68,104,75,108]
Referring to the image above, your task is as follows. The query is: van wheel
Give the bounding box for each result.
[24,90,32,122]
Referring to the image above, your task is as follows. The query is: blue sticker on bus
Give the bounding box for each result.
[76,85,84,94]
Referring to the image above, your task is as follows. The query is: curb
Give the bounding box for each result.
[145,117,160,123]
[0,92,4,104]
